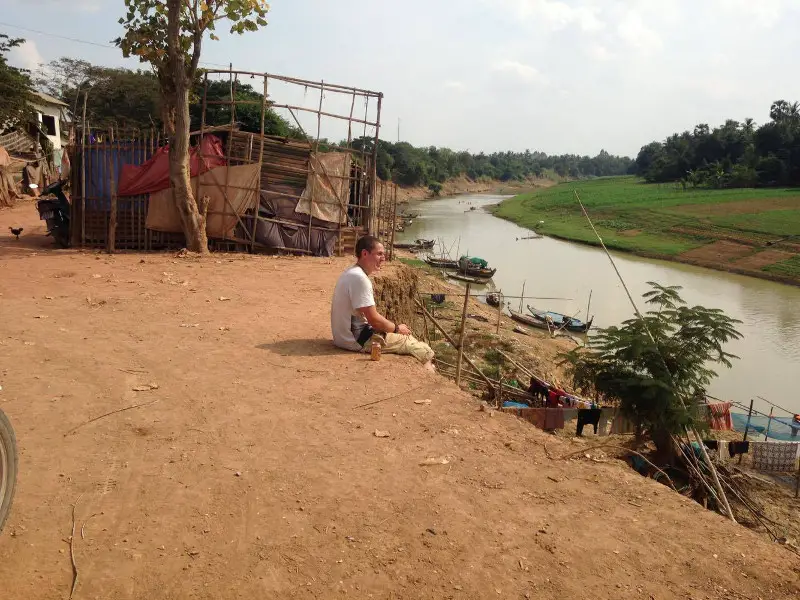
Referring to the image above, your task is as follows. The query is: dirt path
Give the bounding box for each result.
[1,206,798,599]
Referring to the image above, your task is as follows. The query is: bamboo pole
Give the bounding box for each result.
[519,280,525,313]
[251,74,268,250]
[763,406,774,441]
[202,69,383,97]
[586,289,593,321]
[80,93,88,248]
[389,183,397,259]
[418,291,431,345]
[347,91,356,146]
[415,298,495,391]
[495,290,503,335]
[739,398,754,465]
[106,131,117,253]
[269,103,378,128]
[496,350,533,379]
[455,283,471,387]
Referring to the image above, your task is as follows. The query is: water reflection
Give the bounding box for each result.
[398,194,800,414]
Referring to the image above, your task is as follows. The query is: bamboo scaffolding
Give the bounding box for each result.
[414,298,495,394]
[456,283,471,386]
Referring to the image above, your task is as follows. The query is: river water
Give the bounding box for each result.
[397,193,800,417]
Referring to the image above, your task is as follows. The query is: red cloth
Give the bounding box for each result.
[547,387,566,408]
[544,408,565,430]
[117,135,226,197]
[708,401,733,431]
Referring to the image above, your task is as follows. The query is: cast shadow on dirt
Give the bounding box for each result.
[257,338,346,357]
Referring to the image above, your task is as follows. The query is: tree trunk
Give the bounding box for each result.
[165,0,208,254]
[168,82,208,253]
[651,426,680,466]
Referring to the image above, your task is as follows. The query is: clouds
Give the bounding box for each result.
[492,59,548,85]
[616,11,662,53]
[494,0,604,32]
[7,39,44,71]
[23,0,103,11]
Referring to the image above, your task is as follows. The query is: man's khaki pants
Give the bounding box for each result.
[368,333,434,363]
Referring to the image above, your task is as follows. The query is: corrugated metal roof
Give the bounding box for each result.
[31,91,68,107]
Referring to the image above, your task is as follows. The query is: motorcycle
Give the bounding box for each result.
[0,407,17,534]
[35,179,71,248]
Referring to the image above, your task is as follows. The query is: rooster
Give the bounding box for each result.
[9,227,23,240]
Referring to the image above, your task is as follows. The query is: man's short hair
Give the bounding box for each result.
[355,235,381,257]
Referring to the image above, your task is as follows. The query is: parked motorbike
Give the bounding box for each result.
[0,407,17,534]
[35,179,71,248]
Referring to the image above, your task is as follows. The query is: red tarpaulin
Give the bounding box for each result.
[708,401,733,431]
[117,135,226,197]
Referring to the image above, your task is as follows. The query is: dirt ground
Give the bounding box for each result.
[678,239,798,278]
[675,197,800,216]
[1,203,799,599]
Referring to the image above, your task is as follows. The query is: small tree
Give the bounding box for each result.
[560,282,742,459]
[116,0,269,253]
[428,181,443,196]
[0,34,35,130]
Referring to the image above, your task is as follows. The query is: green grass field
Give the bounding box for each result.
[492,177,800,281]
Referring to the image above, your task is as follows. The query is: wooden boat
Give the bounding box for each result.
[458,265,496,278]
[447,273,491,285]
[457,256,497,278]
[526,305,594,334]
[394,242,419,249]
[508,309,552,331]
[415,239,435,249]
[486,292,501,307]
[425,256,459,269]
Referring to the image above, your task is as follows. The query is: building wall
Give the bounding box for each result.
[30,102,62,151]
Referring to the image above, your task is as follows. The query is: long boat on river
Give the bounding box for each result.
[447,272,492,285]
[526,305,594,334]
[508,309,552,330]
[425,256,459,269]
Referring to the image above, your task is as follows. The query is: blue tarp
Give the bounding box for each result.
[84,142,153,210]
[731,412,800,441]
[503,401,529,409]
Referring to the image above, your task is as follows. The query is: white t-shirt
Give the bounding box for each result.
[331,265,375,351]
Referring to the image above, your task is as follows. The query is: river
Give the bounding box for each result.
[396,193,800,417]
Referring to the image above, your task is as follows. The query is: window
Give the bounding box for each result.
[41,114,57,137]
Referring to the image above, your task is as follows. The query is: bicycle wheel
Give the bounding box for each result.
[0,408,18,534]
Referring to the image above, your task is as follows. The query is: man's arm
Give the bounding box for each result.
[358,305,411,335]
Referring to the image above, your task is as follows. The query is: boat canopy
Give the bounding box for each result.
[460,255,488,268]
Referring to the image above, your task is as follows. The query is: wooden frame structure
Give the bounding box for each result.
[70,69,398,257]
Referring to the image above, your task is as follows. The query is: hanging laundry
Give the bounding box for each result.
[702,440,719,450]
[543,408,564,431]
[716,440,729,464]
[430,294,445,304]
[708,401,733,431]
[576,408,602,436]
[750,441,800,472]
[728,441,750,458]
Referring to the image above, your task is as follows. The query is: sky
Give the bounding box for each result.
[4,0,800,158]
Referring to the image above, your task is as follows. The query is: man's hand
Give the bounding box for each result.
[396,324,412,336]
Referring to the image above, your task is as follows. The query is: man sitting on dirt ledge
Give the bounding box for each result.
[331,235,435,371]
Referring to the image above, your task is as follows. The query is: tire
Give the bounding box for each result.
[0,408,18,534]
[53,226,70,249]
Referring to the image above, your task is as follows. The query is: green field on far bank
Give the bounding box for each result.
[492,177,800,279]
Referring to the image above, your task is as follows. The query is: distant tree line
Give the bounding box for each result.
[633,100,800,188]
[34,57,632,187]
[351,139,632,187]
